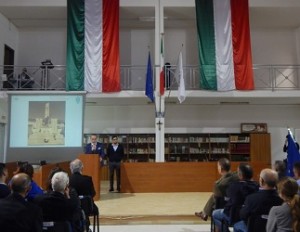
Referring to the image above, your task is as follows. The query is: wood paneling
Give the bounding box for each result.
[121,162,271,193]
[78,154,101,200]
[250,133,271,163]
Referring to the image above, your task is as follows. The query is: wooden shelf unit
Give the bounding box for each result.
[83,133,271,163]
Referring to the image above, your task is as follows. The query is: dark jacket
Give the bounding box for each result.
[107,143,125,162]
[0,184,10,199]
[69,172,96,197]
[34,191,78,222]
[214,172,239,198]
[224,180,259,216]
[0,192,42,232]
[239,189,283,222]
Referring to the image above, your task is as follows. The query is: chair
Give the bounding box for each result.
[211,196,227,232]
[42,221,72,232]
[247,214,268,232]
[79,195,99,232]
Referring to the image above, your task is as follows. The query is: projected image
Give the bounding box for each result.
[28,101,65,145]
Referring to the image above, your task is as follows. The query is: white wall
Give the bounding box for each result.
[251,28,298,65]
[0,13,19,66]
[17,27,66,66]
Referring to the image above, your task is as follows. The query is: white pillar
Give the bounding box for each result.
[155,0,165,162]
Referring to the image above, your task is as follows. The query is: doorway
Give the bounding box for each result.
[4,44,15,80]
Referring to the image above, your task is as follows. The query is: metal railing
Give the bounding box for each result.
[1,64,300,91]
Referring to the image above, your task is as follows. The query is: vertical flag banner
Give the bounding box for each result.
[66,0,120,92]
[160,36,165,96]
[145,52,154,102]
[175,52,185,103]
[286,130,300,176]
[195,0,254,91]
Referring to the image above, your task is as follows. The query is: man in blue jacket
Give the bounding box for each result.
[85,134,105,163]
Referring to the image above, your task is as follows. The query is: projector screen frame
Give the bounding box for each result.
[5,91,86,163]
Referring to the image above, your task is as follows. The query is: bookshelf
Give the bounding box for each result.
[83,133,270,163]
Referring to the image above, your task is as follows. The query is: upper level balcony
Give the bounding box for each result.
[1,64,300,92]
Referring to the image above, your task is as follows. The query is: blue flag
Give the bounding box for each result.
[145,52,154,102]
[287,131,300,176]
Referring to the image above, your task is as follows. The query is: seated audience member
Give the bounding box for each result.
[212,163,259,232]
[69,159,98,229]
[273,160,286,180]
[44,167,83,232]
[18,67,34,89]
[16,162,43,201]
[293,161,300,187]
[34,172,78,224]
[0,173,42,232]
[266,177,300,232]
[195,158,238,221]
[233,168,283,232]
[0,163,10,198]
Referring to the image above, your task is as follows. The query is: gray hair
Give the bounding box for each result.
[51,171,69,193]
[70,159,83,174]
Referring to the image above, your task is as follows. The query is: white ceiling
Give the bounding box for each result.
[0,5,300,29]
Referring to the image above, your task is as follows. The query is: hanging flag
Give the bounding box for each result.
[66,0,120,92]
[160,36,165,96]
[160,71,165,96]
[195,0,254,91]
[145,52,154,102]
[175,52,185,103]
[286,130,300,177]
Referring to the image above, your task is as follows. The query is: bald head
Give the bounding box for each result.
[260,168,278,188]
[11,173,31,195]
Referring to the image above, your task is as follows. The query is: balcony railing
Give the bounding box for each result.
[1,64,300,91]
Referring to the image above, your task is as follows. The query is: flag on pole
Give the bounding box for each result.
[175,52,185,103]
[195,0,254,91]
[66,0,120,92]
[145,52,154,102]
[286,129,300,176]
[160,36,165,96]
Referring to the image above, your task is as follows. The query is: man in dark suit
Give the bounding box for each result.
[69,159,98,230]
[233,168,283,232]
[69,159,96,197]
[0,173,43,232]
[107,135,125,192]
[34,172,78,223]
[195,158,238,221]
[85,134,105,163]
[0,163,10,198]
[212,163,259,231]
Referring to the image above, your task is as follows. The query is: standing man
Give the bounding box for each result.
[85,134,105,163]
[107,135,125,192]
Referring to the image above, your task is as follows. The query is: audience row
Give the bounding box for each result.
[0,159,97,232]
[195,158,300,232]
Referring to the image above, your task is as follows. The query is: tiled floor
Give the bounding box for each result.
[93,181,212,231]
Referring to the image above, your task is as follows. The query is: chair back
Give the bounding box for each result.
[247,214,268,232]
[79,195,94,216]
[42,221,72,232]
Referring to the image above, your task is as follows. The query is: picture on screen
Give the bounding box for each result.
[28,101,65,145]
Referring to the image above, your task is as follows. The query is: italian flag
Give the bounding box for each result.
[195,0,254,91]
[66,0,120,92]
